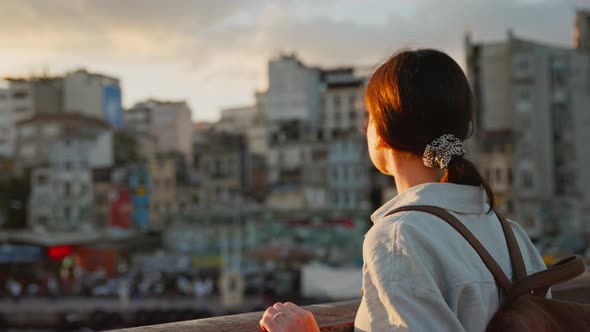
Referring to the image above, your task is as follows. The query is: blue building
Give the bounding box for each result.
[112,165,151,231]
[128,166,151,231]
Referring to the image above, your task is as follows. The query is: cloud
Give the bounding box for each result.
[0,0,585,119]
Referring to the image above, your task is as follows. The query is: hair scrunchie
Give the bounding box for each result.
[422,134,465,169]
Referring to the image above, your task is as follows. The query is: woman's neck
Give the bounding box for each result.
[391,154,443,193]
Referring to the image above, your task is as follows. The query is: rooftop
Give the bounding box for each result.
[16,112,111,129]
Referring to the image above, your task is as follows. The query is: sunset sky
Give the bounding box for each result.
[0,0,587,121]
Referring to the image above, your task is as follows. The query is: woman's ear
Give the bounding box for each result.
[374,135,388,150]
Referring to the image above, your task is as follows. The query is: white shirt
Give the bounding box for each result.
[354,183,547,332]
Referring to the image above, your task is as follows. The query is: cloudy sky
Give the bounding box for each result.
[0,0,587,121]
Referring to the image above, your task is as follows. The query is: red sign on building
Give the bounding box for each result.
[110,187,132,228]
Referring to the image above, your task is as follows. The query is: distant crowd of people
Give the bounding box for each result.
[1,267,217,302]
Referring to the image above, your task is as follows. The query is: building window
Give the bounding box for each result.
[36,216,49,225]
[334,111,342,124]
[37,174,48,185]
[517,58,529,71]
[333,95,341,111]
[14,106,29,113]
[12,90,28,99]
[21,145,35,158]
[43,124,59,137]
[64,206,71,219]
[64,182,71,197]
[64,161,72,171]
[518,87,530,101]
[521,170,534,190]
[20,125,35,138]
[508,168,513,185]
[495,169,502,183]
[349,95,357,108]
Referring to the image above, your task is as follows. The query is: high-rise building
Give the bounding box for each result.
[263,54,322,126]
[124,99,194,163]
[466,29,590,240]
[149,156,177,228]
[14,113,113,173]
[320,68,367,139]
[1,69,121,157]
[1,77,64,158]
[198,132,249,208]
[29,135,95,231]
[327,136,371,211]
[64,69,123,128]
[216,104,268,156]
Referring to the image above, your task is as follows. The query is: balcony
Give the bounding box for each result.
[109,273,590,332]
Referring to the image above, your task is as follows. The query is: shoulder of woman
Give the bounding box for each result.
[363,211,447,286]
[364,210,441,258]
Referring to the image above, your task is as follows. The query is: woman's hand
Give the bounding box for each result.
[259,302,320,332]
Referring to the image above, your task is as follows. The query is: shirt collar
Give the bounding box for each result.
[371,182,489,224]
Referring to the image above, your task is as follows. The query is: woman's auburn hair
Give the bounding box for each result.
[364,49,495,211]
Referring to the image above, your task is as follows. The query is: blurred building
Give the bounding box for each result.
[0,77,64,157]
[149,156,177,228]
[216,104,268,156]
[466,28,590,240]
[216,105,258,133]
[259,55,376,211]
[92,168,113,228]
[248,154,268,203]
[28,136,95,231]
[0,88,11,158]
[112,165,151,231]
[124,99,194,163]
[575,10,590,53]
[64,69,123,128]
[266,124,329,210]
[320,68,366,139]
[198,132,249,208]
[14,113,113,173]
[327,136,371,210]
[262,54,322,126]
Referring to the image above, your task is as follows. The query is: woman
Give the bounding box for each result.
[259,49,547,332]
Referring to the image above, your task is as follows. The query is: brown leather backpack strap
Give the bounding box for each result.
[494,211,527,282]
[386,205,512,293]
[506,256,585,303]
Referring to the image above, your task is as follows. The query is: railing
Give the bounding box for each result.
[112,300,360,332]
[112,272,590,332]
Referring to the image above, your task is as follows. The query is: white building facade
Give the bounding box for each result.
[29,137,95,230]
[14,113,113,173]
[466,29,590,240]
[64,69,123,128]
[125,100,194,162]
